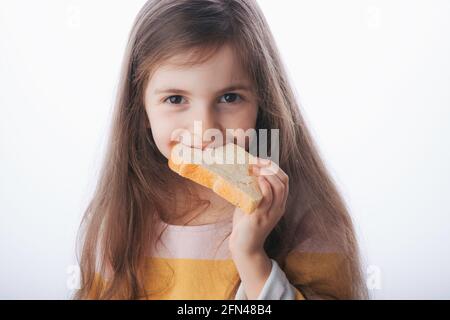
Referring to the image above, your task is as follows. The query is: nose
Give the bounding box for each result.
[191,105,220,150]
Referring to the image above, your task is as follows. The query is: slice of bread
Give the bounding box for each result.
[168,142,263,214]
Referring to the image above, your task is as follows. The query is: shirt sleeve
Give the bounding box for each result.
[234,259,306,300]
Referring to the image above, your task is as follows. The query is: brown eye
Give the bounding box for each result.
[164,95,186,104]
[219,93,241,104]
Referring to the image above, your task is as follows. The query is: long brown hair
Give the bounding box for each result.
[72,0,368,300]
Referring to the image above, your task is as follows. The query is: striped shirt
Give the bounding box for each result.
[90,215,352,299]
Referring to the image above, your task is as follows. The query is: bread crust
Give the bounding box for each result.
[168,156,261,214]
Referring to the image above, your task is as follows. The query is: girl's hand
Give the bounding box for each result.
[229,158,289,258]
[228,157,289,299]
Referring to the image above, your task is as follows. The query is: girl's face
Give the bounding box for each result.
[144,44,259,159]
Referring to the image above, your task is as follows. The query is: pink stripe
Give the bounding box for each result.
[147,217,234,260]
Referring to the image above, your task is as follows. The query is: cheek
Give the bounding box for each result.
[230,104,258,128]
[147,110,178,159]
[222,105,259,147]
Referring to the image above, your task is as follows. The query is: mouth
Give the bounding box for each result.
[169,133,243,154]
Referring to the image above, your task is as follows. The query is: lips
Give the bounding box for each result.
[170,131,238,151]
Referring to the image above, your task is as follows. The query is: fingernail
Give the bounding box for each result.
[260,167,275,176]
[259,158,271,165]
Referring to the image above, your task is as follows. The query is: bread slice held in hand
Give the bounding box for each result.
[168,142,263,214]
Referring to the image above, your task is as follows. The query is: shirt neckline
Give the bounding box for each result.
[157,215,233,232]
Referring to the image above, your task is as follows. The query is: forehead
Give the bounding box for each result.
[147,44,251,92]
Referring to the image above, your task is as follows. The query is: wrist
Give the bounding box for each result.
[231,248,270,267]
[231,249,272,299]
[229,241,266,258]
[230,246,266,260]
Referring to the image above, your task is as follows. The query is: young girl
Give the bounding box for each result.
[73,0,368,300]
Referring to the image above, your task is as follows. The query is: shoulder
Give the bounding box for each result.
[282,214,354,299]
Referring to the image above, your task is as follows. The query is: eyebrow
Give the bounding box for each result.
[154,83,253,96]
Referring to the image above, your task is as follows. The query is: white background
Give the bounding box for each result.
[1,0,449,299]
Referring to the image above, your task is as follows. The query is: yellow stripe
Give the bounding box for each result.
[142,257,240,299]
[88,252,348,300]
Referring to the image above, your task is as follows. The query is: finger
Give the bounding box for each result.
[252,159,289,185]
[270,166,289,208]
[251,162,289,193]
[261,172,286,215]
[248,158,272,172]
[255,176,273,215]
[256,157,272,166]
[266,161,289,185]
